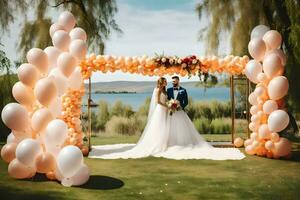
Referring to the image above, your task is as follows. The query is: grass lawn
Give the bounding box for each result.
[0,134,300,200]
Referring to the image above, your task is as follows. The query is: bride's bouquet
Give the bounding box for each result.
[167,99,181,115]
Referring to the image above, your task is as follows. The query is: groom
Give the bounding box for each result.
[167,76,188,110]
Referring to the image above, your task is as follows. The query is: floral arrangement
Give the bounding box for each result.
[153,54,202,78]
[167,99,181,115]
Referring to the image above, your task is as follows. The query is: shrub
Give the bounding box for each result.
[96,100,110,130]
[210,118,231,134]
[105,116,138,135]
[193,117,211,134]
[110,100,134,118]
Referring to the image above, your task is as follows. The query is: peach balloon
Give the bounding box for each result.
[268,76,289,100]
[257,72,268,83]
[263,30,282,50]
[250,132,258,140]
[248,92,258,105]
[270,132,280,142]
[258,124,271,139]
[263,54,284,78]
[1,143,17,163]
[44,46,61,70]
[49,68,68,96]
[27,48,49,74]
[251,114,260,123]
[234,137,244,147]
[249,122,259,132]
[268,110,290,132]
[244,139,253,147]
[16,139,42,166]
[272,137,291,157]
[254,85,267,97]
[57,52,77,77]
[245,145,255,155]
[46,171,57,180]
[265,140,274,151]
[17,63,39,88]
[245,60,262,83]
[248,38,266,61]
[49,23,66,38]
[1,103,29,132]
[69,27,87,42]
[69,39,87,60]
[81,146,89,156]
[35,152,56,173]
[12,81,35,107]
[31,108,54,132]
[58,11,76,32]
[34,77,58,106]
[250,105,259,115]
[52,30,71,52]
[265,49,286,66]
[263,100,278,114]
[8,159,34,179]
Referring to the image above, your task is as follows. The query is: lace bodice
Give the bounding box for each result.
[155,89,167,104]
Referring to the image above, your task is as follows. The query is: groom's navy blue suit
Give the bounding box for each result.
[167,86,188,110]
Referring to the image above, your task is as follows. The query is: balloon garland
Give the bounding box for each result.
[244,25,292,158]
[1,11,89,187]
[0,12,293,188]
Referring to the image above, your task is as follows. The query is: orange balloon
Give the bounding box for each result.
[8,159,35,179]
[35,152,56,173]
[1,143,17,163]
[81,146,89,156]
[46,171,57,180]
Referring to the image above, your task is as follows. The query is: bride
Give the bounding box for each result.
[89,77,245,160]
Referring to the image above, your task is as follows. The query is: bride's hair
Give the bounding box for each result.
[157,77,166,92]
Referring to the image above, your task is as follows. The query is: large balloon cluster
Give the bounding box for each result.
[244,25,291,158]
[1,11,89,187]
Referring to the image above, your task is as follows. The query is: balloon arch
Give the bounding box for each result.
[0,11,292,187]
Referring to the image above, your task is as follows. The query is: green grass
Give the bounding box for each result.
[0,135,300,200]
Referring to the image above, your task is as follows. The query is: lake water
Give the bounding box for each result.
[83,86,231,111]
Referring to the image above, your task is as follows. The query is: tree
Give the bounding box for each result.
[196,0,300,117]
[1,0,122,59]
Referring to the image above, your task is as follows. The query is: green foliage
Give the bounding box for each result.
[105,116,139,136]
[96,100,110,131]
[193,117,211,134]
[111,100,134,118]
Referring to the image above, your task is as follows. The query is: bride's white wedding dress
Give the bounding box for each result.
[89,88,245,160]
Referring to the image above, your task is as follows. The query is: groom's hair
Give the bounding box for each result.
[172,76,180,80]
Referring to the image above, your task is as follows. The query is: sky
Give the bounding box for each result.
[1,0,231,82]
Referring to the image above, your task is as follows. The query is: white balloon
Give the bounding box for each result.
[245,60,262,83]
[69,27,87,42]
[58,11,76,32]
[251,25,270,39]
[70,164,90,186]
[268,110,290,132]
[16,139,41,166]
[61,178,73,187]
[45,119,68,146]
[49,23,66,38]
[49,68,68,96]
[57,145,83,178]
[1,103,29,132]
[68,67,83,89]
[69,39,87,60]
[44,46,61,71]
[52,30,71,52]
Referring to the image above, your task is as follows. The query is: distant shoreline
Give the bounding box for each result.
[94,91,137,94]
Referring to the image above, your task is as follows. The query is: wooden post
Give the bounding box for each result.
[88,77,92,151]
[246,78,251,138]
[230,75,235,144]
